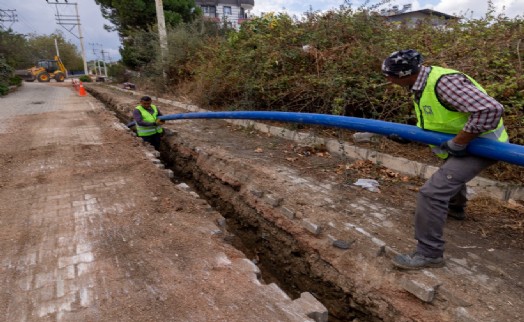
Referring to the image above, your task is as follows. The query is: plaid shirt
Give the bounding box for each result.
[411,66,503,134]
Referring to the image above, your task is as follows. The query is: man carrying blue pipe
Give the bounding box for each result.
[382,49,509,270]
[133,96,165,150]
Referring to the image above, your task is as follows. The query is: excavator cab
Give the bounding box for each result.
[36,60,60,73]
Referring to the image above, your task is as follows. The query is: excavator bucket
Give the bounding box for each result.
[14,69,36,82]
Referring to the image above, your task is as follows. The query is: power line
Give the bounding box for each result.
[0,9,18,30]
[45,0,88,75]
[47,0,79,39]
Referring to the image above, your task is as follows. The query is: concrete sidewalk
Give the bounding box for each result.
[0,82,326,322]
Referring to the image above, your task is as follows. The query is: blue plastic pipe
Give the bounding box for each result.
[129,111,524,167]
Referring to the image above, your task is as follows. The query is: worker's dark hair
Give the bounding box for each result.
[140,96,152,102]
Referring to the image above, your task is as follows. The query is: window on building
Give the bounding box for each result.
[201,5,216,17]
[223,6,232,15]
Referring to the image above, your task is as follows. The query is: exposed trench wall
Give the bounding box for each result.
[162,144,374,321]
[87,85,491,322]
[86,87,416,321]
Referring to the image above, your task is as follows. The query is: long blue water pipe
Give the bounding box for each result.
[128,111,524,167]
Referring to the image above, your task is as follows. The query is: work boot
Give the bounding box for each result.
[392,252,444,270]
[448,206,466,220]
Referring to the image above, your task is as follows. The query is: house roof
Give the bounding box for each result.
[388,8,458,20]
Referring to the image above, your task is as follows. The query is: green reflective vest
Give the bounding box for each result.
[414,66,508,158]
[135,104,163,137]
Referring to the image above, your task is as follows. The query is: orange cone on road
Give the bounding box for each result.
[79,82,87,97]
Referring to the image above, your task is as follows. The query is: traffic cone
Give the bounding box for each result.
[79,82,87,97]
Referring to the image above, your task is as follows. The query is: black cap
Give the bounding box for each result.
[382,49,424,78]
[140,96,152,102]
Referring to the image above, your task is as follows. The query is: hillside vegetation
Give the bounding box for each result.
[124,3,523,145]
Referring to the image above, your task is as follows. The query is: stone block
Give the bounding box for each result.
[384,246,401,258]
[165,169,174,178]
[327,235,352,249]
[399,277,436,303]
[236,258,261,279]
[352,132,380,143]
[216,216,227,227]
[302,219,322,236]
[176,183,191,191]
[265,194,283,207]
[281,206,295,219]
[291,292,328,322]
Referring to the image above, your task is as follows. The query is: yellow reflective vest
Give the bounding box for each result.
[135,104,163,137]
[414,66,508,158]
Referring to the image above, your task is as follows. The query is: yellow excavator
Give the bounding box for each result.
[15,56,67,82]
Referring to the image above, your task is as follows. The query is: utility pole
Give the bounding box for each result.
[46,1,88,75]
[0,9,18,30]
[89,42,108,79]
[100,49,108,77]
[89,42,101,76]
[54,38,60,57]
[154,0,168,79]
[74,2,88,76]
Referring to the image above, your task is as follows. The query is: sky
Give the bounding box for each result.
[1,0,522,63]
[0,0,120,61]
[252,0,524,19]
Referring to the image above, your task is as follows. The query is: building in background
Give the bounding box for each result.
[195,0,255,29]
[381,4,458,28]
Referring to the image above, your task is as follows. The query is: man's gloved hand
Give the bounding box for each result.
[386,134,411,144]
[155,119,165,125]
[440,139,468,157]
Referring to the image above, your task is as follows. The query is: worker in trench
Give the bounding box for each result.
[381,49,508,270]
[133,96,165,150]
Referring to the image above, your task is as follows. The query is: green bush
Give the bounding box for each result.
[0,58,14,96]
[0,84,8,96]
[78,75,92,82]
[9,76,22,86]
[107,62,128,83]
[123,2,523,143]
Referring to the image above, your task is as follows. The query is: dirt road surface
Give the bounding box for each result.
[0,82,327,322]
[1,81,522,322]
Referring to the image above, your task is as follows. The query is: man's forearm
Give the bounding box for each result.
[452,130,479,145]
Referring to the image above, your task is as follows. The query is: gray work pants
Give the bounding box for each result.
[415,155,496,258]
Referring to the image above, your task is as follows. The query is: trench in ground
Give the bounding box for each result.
[161,146,373,321]
[158,144,376,322]
[102,101,377,322]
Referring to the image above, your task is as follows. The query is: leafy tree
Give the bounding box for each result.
[0,30,83,71]
[95,0,197,36]
[95,0,199,69]
[25,32,84,71]
[119,28,159,69]
[0,30,31,68]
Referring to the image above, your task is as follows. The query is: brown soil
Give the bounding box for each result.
[87,83,524,321]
